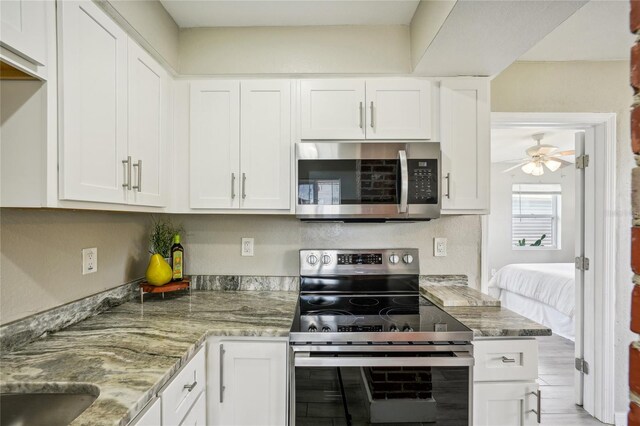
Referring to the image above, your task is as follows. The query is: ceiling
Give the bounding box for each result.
[519,0,634,61]
[160,0,420,28]
[491,128,580,164]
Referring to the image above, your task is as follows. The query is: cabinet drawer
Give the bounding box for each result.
[473,339,538,382]
[161,347,205,426]
[180,390,206,426]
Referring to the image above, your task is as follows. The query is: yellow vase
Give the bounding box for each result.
[146,254,172,286]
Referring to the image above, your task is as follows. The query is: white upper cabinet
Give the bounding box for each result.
[240,80,291,210]
[300,79,432,140]
[189,80,291,211]
[58,0,128,204]
[365,79,432,140]
[190,81,241,209]
[0,0,47,66]
[128,40,170,207]
[440,78,490,213]
[300,79,365,140]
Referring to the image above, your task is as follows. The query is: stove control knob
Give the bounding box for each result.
[390,325,399,332]
[307,254,319,265]
[308,325,317,332]
[321,254,332,265]
[389,254,400,264]
[402,254,414,264]
[403,325,414,332]
[322,326,331,332]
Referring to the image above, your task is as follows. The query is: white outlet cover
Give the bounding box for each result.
[434,238,447,257]
[241,238,254,256]
[82,247,98,274]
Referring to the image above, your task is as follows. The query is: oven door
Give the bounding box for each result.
[296,142,441,220]
[291,346,473,425]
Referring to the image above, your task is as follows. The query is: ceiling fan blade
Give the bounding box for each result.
[555,158,574,167]
[497,158,530,164]
[502,161,530,173]
[552,150,575,156]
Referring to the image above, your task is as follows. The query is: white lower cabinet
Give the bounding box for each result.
[473,338,541,426]
[207,337,288,426]
[159,346,206,426]
[129,397,161,426]
[180,391,207,426]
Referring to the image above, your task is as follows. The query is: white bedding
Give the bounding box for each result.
[488,263,575,317]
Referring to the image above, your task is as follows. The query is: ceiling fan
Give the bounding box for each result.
[502,133,575,176]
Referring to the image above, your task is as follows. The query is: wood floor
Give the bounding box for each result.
[537,334,606,426]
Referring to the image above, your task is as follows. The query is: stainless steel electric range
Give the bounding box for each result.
[290,249,474,426]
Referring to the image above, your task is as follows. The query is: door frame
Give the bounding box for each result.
[484,112,617,424]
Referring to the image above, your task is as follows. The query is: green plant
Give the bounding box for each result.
[516,234,547,247]
[149,217,184,258]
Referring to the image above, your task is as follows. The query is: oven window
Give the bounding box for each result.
[298,160,399,205]
[295,366,469,425]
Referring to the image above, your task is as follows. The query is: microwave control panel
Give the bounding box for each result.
[407,159,438,204]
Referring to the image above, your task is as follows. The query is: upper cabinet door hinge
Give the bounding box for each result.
[575,357,589,374]
[575,256,590,271]
[576,155,590,169]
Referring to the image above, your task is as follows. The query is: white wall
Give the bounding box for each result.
[487,163,576,277]
[179,25,411,75]
[491,60,633,418]
[174,214,482,287]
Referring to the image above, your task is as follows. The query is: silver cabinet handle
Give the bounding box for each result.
[132,160,142,192]
[231,173,236,199]
[183,380,197,392]
[501,356,516,363]
[242,173,247,199]
[359,102,364,129]
[398,150,408,214]
[122,156,132,190]
[529,390,541,423]
[219,344,225,403]
[370,101,375,128]
[444,172,451,199]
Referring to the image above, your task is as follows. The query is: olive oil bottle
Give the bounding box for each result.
[171,234,184,281]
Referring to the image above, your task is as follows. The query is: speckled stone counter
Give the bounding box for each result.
[438,304,552,337]
[0,291,298,426]
[420,285,501,307]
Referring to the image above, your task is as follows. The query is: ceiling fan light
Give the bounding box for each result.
[521,162,536,174]
[544,158,562,172]
[531,164,545,176]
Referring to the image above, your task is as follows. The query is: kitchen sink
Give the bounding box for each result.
[0,384,100,426]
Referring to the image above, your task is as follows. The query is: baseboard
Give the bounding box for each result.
[615,411,628,426]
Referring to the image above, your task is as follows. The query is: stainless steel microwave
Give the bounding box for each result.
[296,142,441,221]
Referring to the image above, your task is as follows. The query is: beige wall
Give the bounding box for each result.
[176,214,481,287]
[0,209,150,324]
[104,0,180,72]
[491,60,633,415]
[179,25,411,75]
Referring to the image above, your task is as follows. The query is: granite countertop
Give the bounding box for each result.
[420,285,500,307]
[0,291,298,426]
[420,285,552,337]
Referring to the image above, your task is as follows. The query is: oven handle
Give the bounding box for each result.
[294,351,473,368]
[398,150,408,213]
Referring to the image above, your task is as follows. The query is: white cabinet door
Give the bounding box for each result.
[180,391,206,426]
[440,78,490,213]
[474,382,539,426]
[129,398,161,426]
[0,0,46,65]
[58,0,128,204]
[189,81,240,209]
[210,340,288,426]
[365,80,432,140]
[240,80,291,210]
[128,40,169,207]
[160,347,206,426]
[300,79,365,140]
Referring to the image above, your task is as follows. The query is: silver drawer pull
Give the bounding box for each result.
[122,156,132,190]
[501,356,516,363]
[529,390,541,423]
[183,381,197,392]
[132,160,142,192]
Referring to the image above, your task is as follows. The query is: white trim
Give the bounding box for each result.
[488,112,617,425]
[615,411,628,426]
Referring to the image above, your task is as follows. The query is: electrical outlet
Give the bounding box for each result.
[82,247,98,274]
[241,238,254,256]
[434,238,447,257]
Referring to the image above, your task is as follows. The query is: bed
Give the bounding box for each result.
[488,263,575,341]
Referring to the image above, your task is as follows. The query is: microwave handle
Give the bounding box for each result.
[398,150,408,213]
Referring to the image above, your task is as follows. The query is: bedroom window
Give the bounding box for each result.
[512,184,561,250]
